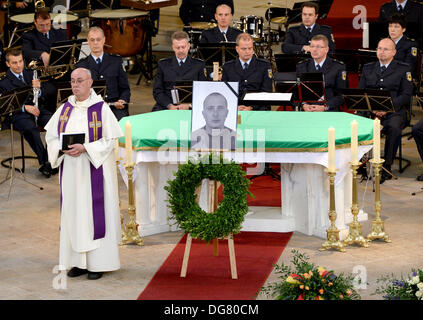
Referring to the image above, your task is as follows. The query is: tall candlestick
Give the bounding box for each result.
[328,127,336,171]
[351,120,358,164]
[125,121,133,165]
[373,119,381,161]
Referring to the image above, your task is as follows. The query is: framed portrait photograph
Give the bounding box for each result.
[190,81,239,151]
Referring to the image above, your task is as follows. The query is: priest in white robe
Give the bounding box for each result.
[45,68,123,280]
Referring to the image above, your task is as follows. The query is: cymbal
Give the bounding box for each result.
[190,22,217,29]
[271,16,288,24]
[253,3,277,8]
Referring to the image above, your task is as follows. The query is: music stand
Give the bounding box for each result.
[298,72,326,105]
[172,81,193,104]
[197,42,238,67]
[0,87,43,200]
[332,49,377,74]
[55,80,107,106]
[274,53,310,72]
[46,39,86,77]
[341,88,394,112]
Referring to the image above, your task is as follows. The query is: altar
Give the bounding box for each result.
[118,111,374,239]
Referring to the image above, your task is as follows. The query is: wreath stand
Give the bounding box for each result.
[180,179,238,280]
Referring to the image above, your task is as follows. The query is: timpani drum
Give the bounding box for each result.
[10,13,80,40]
[185,21,217,52]
[90,9,148,57]
[240,15,264,41]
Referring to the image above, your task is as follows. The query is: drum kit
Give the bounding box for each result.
[187,1,290,63]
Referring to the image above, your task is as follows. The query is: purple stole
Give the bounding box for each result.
[58,101,106,240]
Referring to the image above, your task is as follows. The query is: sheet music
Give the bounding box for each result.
[243,92,292,101]
[78,41,91,61]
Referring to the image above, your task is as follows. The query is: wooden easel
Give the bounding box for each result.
[180,179,238,279]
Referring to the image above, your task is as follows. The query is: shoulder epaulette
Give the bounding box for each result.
[332,59,345,65]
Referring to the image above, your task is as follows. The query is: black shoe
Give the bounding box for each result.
[417,174,423,181]
[50,166,59,175]
[38,163,51,178]
[87,271,103,280]
[67,267,88,278]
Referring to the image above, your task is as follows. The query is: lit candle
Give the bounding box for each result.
[125,121,132,164]
[351,120,358,165]
[373,118,381,161]
[328,127,336,171]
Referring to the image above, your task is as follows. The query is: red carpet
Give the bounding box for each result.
[138,231,293,300]
[218,163,282,207]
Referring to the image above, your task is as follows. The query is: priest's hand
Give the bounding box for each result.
[24,105,40,117]
[64,144,86,157]
[374,111,387,118]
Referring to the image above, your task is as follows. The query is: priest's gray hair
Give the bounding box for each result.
[71,67,92,79]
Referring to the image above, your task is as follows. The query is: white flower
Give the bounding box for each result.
[418,282,423,290]
[411,276,420,285]
[416,291,423,299]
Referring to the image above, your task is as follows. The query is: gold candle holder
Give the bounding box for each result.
[367,159,391,243]
[121,162,143,246]
[319,169,346,253]
[343,162,369,248]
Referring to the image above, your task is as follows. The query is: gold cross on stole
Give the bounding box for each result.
[59,107,71,133]
[89,112,102,141]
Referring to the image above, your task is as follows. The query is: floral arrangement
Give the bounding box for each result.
[373,269,423,300]
[262,250,360,300]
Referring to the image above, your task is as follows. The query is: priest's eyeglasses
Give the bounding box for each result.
[71,78,90,85]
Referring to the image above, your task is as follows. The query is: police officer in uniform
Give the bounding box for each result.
[296,35,347,112]
[179,0,234,26]
[0,49,56,178]
[152,31,207,111]
[282,2,335,54]
[358,38,413,183]
[200,4,241,43]
[76,26,131,121]
[379,0,423,47]
[21,9,68,66]
[388,13,418,76]
[221,33,273,111]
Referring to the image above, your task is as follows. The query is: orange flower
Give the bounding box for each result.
[319,289,324,294]
[328,282,333,286]
[305,286,310,291]
[339,294,344,299]
[314,296,324,300]
[346,289,352,296]
[300,285,304,290]
[309,270,313,276]
[303,273,310,279]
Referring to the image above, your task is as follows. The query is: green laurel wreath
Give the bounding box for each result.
[164,153,252,242]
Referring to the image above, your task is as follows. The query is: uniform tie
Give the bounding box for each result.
[306,27,312,34]
[316,64,322,72]
[380,65,387,73]
[18,74,26,84]
[96,57,101,64]
[222,32,228,42]
[243,62,249,70]
[179,60,184,67]
[398,5,404,14]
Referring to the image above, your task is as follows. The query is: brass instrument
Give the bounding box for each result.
[28,60,40,124]
[35,0,46,9]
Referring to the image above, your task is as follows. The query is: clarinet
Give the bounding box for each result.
[32,69,40,125]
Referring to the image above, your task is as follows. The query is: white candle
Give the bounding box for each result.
[351,120,358,165]
[125,121,132,164]
[373,118,381,161]
[328,127,336,171]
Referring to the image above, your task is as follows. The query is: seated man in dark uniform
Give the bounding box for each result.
[21,9,68,113]
[221,33,273,111]
[22,9,68,67]
[296,35,347,112]
[388,13,418,76]
[76,26,131,121]
[379,0,423,48]
[200,4,241,43]
[152,31,207,111]
[0,49,56,178]
[282,2,335,54]
[358,38,413,183]
[179,0,234,26]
